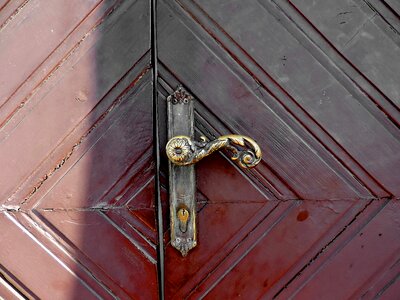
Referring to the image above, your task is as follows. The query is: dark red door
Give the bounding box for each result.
[1,0,399,299]
[0,0,158,299]
[157,0,400,299]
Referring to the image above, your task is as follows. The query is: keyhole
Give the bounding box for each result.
[177,207,190,233]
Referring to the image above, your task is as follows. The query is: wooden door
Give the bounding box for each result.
[0,0,159,299]
[1,0,400,299]
[157,0,400,299]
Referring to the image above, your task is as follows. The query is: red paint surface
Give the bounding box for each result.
[0,0,399,299]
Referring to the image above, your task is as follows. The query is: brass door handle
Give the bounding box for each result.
[166,86,262,256]
[166,135,261,168]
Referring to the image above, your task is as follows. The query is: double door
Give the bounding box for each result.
[0,0,399,299]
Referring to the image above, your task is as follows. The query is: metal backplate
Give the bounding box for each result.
[167,87,197,256]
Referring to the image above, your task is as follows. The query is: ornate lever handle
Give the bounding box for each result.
[166,135,261,168]
[166,86,262,256]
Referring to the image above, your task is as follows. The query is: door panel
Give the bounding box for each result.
[193,0,400,194]
[157,0,400,299]
[157,0,375,200]
[0,0,158,299]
